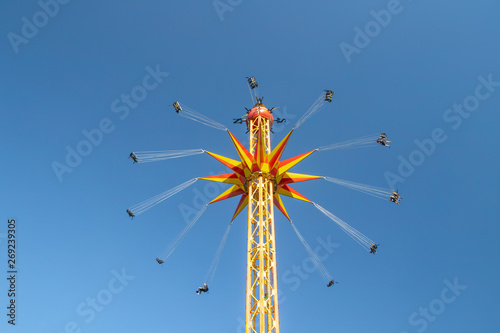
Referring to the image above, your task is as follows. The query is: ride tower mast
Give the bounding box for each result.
[198,92,322,332]
[245,99,280,333]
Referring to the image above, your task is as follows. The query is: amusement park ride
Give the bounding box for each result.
[127,77,401,333]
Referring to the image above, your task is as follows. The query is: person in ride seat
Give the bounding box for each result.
[377,133,391,148]
[129,152,138,163]
[196,283,209,295]
[327,279,338,287]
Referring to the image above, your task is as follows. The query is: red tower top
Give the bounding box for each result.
[246,100,274,129]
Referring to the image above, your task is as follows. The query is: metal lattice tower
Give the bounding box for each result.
[246,115,280,333]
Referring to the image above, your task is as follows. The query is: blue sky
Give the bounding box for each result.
[2,0,500,332]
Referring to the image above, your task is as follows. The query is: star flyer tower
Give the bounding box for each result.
[199,97,321,333]
[127,77,400,333]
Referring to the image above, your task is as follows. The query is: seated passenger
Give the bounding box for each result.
[196,283,209,294]
[327,279,337,287]
[247,77,258,89]
[377,133,391,148]
[389,191,402,204]
[173,101,182,113]
[325,90,334,102]
[130,152,138,163]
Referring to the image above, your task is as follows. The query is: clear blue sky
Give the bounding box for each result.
[2,1,500,332]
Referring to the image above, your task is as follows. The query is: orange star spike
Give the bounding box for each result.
[273,193,291,221]
[268,130,293,174]
[276,184,313,203]
[199,172,243,186]
[210,185,245,204]
[232,194,249,221]
[205,151,246,179]
[276,150,316,176]
[277,172,322,186]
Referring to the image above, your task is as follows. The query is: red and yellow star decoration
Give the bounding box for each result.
[200,130,321,221]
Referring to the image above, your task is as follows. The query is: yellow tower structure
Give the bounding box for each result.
[245,105,280,333]
[200,98,321,333]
